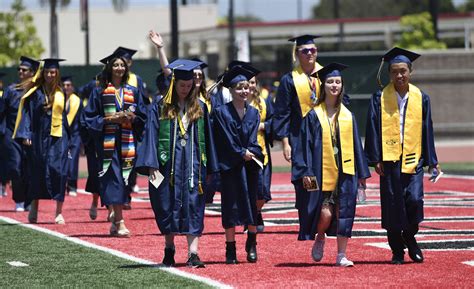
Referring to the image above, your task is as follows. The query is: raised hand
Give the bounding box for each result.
[148,30,164,48]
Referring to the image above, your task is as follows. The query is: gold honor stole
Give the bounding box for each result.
[128,73,138,87]
[13,86,64,138]
[291,62,323,117]
[381,83,422,174]
[199,92,212,113]
[250,97,269,166]
[314,103,355,191]
[66,93,81,126]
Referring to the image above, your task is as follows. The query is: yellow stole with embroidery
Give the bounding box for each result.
[198,92,212,113]
[249,96,268,166]
[314,103,355,191]
[291,62,323,117]
[381,83,422,174]
[13,86,64,138]
[66,93,81,126]
[128,73,138,87]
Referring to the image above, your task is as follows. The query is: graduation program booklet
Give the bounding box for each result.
[251,156,264,170]
[149,169,164,189]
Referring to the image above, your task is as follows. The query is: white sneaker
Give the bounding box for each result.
[336,253,354,267]
[311,239,325,262]
[69,190,77,197]
[15,202,25,212]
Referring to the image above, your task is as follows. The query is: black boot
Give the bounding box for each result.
[245,232,258,263]
[225,241,238,264]
[187,253,205,268]
[387,230,405,265]
[162,247,176,267]
[402,233,424,263]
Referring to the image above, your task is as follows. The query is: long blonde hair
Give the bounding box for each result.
[18,66,62,110]
[161,80,203,122]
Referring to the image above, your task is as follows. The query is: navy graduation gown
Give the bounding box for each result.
[213,102,263,229]
[135,100,218,235]
[14,88,70,204]
[79,80,100,194]
[273,72,312,182]
[299,108,370,240]
[82,85,146,205]
[364,90,438,231]
[66,95,84,187]
[0,85,27,180]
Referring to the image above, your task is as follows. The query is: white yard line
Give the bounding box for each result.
[0,216,232,289]
[6,261,29,267]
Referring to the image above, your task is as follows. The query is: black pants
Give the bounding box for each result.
[387,224,419,255]
[12,177,27,203]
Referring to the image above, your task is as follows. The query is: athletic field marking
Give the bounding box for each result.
[366,239,474,251]
[462,261,474,267]
[7,261,29,267]
[0,216,232,289]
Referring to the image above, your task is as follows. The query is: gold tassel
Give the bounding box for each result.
[32,61,44,83]
[163,74,175,104]
[198,182,204,195]
[292,43,297,63]
[376,58,385,89]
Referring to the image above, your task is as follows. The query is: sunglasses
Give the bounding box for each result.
[298,47,317,55]
[17,67,31,72]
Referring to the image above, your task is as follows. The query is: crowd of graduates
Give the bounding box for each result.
[0,31,441,268]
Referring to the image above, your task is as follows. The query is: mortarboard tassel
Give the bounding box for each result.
[376,58,385,89]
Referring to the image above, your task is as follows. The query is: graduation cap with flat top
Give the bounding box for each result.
[113,46,137,60]
[222,65,255,88]
[20,56,40,71]
[167,59,203,81]
[382,47,420,65]
[61,75,73,83]
[191,58,208,69]
[42,58,65,69]
[288,34,321,46]
[314,62,349,81]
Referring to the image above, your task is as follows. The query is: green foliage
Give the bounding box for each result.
[396,12,447,49]
[0,0,44,66]
[312,0,456,19]
[458,0,474,12]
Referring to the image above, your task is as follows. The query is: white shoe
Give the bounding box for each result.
[55,214,66,225]
[336,253,354,267]
[15,202,25,212]
[311,238,325,262]
[69,190,77,197]
[132,184,140,193]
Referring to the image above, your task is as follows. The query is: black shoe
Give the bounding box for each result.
[162,247,176,267]
[187,253,205,268]
[256,212,264,233]
[391,253,405,265]
[404,236,424,263]
[245,232,258,263]
[225,241,238,264]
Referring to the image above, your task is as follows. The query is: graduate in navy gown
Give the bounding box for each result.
[301,63,370,267]
[61,76,83,197]
[78,74,103,220]
[13,58,70,224]
[82,52,146,237]
[0,72,7,198]
[0,57,39,211]
[365,48,440,264]
[247,71,274,232]
[213,65,263,264]
[135,59,218,268]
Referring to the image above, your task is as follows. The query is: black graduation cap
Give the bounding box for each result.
[383,47,420,65]
[99,52,118,65]
[42,58,65,69]
[167,59,203,81]
[61,75,73,83]
[288,34,321,46]
[113,46,137,60]
[227,60,250,70]
[19,56,40,71]
[315,62,349,81]
[222,66,255,88]
[191,58,208,69]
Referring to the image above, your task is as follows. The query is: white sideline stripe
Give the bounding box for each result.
[462,261,474,267]
[7,261,29,267]
[0,216,232,289]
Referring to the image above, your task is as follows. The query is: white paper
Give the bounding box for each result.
[252,156,264,170]
[149,169,164,189]
[429,171,444,183]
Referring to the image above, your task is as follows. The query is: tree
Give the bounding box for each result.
[396,12,447,49]
[458,0,474,12]
[312,0,455,19]
[0,0,44,66]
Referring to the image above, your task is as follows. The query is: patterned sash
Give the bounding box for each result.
[101,83,136,184]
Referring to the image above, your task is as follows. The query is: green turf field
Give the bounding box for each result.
[0,220,211,288]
